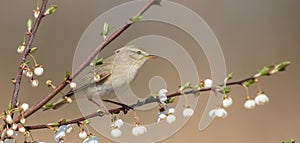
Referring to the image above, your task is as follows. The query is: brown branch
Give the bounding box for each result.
[14,0,159,123]
[24,75,256,130]
[11,0,49,110]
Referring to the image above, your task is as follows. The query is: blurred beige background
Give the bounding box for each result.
[0,0,300,143]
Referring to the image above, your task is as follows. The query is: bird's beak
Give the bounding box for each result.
[145,54,157,59]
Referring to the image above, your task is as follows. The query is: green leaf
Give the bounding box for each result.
[243,79,255,87]
[65,71,70,79]
[274,61,291,72]
[179,82,191,91]
[44,5,57,15]
[165,98,175,104]
[44,102,53,109]
[224,73,233,82]
[216,86,231,94]
[194,92,200,97]
[29,47,37,54]
[8,102,12,111]
[94,58,104,66]
[82,119,91,125]
[101,22,110,36]
[48,122,60,127]
[130,15,142,23]
[24,61,30,65]
[256,66,271,77]
[27,18,33,32]
[153,0,162,6]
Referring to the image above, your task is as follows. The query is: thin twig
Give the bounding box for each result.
[14,0,158,123]
[11,0,49,110]
[24,75,255,130]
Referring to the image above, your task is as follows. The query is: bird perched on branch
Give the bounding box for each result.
[45,45,156,110]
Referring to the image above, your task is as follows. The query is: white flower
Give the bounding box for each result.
[255,93,269,105]
[183,107,194,117]
[83,136,98,143]
[31,79,39,87]
[222,97,233,108]
[54,130,66,142]
[111,128,122,138]
[215,108,228,118]
[6,129,14,137]
[244,99,256,109]
[204,79,213,88]
[20,103,29,112]
[70,82,77,89]
[114,119,124,128]
[79,130,87,139]
[17,45,25,54]
[5,115,13,124]
[18,126,26,133]
[34,66,44,76]
[26,71,33,78]
[132,125,147,136]
[166,115,176,124]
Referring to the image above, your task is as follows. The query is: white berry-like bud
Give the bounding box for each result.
[183,108,194,117]
[159,89,168,95]
[255,93,269,105]
[166,114,176,124]
[54,130,66,142]
[168,108,175,114]
[83,136,98,143]
[21,103,29,112]
[209,109,217,118]
[34,9,40,18]
[20,118,26,124]
[204,79,213,88]
[93,74,101,82]
[159,94,167,103]
[132,125,147,136]
[17,45,25,54]
[114,119,124,128]
[18,126,26,133]
[6,129,14,137]
[12,124,18,130]
[26,71,33,78]
[34,66,44,76]
[215,108,228,118]
[66,125,73,134]
[244,99,256,109]
[5,115,13,124]
[222,97,233,108]
[70,82,77,89]
[79,130,87,139]
[31,79,39,87]
[111,128,122,138]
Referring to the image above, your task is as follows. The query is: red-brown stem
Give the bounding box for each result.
[11,0,49,110]
[25,76,255,130]
[14,0,158,123]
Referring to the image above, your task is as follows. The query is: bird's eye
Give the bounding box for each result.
[136,51,142,55]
